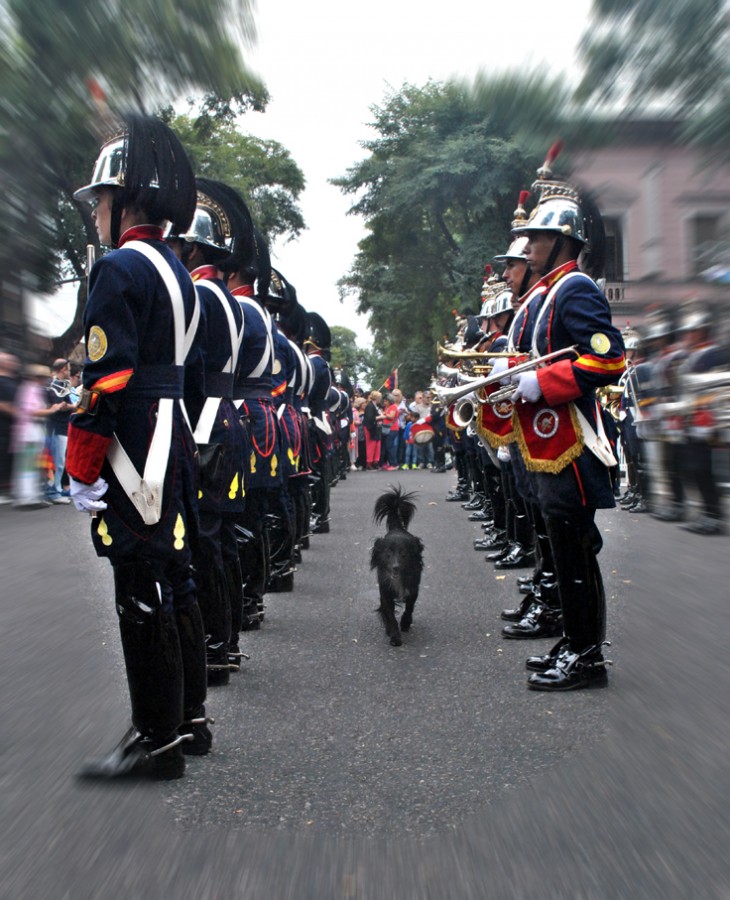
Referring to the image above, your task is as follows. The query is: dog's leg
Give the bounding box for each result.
[378,590,402,646]
[400,593,416,632]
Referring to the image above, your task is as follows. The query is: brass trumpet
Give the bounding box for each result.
[437,343,522,360]
[434,346,579,408]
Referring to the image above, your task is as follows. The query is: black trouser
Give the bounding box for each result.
[546,511,605,653]
[112,558,207,741]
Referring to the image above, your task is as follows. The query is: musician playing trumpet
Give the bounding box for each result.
[503,146,625,691]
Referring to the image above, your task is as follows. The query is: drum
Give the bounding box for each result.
[411,419,435,444]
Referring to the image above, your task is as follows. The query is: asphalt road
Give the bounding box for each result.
[1,468,728,899]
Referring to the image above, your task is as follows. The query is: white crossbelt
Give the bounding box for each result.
[531,271,617,468]
[106,242,200,525]
[192,279,243,444]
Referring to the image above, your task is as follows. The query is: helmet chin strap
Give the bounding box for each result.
[110,194,124,248]
[518,264,532,296]
[541,234,564,276]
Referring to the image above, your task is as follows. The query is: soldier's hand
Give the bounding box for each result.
[69,476,109,513]
[511,370,542,403]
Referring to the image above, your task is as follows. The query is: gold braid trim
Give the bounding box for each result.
[512,402,585,474]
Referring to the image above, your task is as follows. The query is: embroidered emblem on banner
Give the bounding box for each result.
[590,333,610,355]
[493,398,513,420]
[533,408,559,439]
[87,326,108,362]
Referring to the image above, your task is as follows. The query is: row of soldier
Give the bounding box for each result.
[67,115,351,780]
[434,144,626,692]
[613,310,728,534]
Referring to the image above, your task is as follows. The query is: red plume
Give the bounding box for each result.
[484,264,493,277]
[518,190,530,207]
[545,141,564,166]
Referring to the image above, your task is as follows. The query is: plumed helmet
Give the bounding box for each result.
[74,114,196,247]
[494,235,530,263]
[495,192,532,261]
[164,177,241,263]
[491,288,513,317]
[305,312,331,352]
[266,268,298,317]
[280,302,309,345]
[512,142,606,278]
[479,296,495,319]
[252,228,271,300]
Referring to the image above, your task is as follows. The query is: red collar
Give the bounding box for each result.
[540,259,579,291]
[230,285,254,297]
[191,265,221,282]
[118,225,165,247]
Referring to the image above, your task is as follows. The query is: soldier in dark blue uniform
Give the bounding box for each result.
[68,115,210,778]
[167,178,251,684]
[305,313,334,534]
[507,147,626,690]
[264,269,303,592]
[226,219,281,628]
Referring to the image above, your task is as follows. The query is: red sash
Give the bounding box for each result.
[513,400,584,473]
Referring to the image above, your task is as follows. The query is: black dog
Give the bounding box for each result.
[370,486,424,646]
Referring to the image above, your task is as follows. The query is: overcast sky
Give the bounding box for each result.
[31,0,594,340]
[244,0,593,342]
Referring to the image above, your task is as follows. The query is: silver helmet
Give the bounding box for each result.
[512,142,588,246]
[73,135,127,204]
[491,288,513,317]
[494,235,529,262]
[166,191,232,256]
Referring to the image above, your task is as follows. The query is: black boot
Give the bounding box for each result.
[194,562,232,687]
[78,562,187,780]
[526,516,609,690]
[500,592,536,622]
[501,600,563,639]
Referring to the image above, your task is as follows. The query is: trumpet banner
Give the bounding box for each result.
[512,400,584,474]
[475,384,515,448]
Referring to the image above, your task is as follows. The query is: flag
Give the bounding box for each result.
[383,368,398,392]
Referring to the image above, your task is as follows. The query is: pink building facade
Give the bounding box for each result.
[573,121,730,330]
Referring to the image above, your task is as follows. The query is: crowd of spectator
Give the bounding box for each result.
[0,352,80,509]
[348,385,451,473]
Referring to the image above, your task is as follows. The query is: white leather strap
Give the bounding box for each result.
[106,243,199,525]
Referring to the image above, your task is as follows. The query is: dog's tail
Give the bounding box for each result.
[373,485,418,532]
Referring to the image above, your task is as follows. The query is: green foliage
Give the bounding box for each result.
[577,0,729,137]
[329,326,377,389]
[0,0,266,354]
[168,109,305,246]
[333,79,559,391]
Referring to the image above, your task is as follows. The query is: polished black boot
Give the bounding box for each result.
[79,562,187,780]
[195,562,232,687]
[223,557,245,669]
[502,600,562,639]
[486,541,513,562]
[500,592,537,622]
[493,543,535,570]
[526,515,609,690]
[527,644,609,690]
[525,637,571,671]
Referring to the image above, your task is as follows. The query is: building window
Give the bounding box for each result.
[690,214,723,276]
[603,217,624,283]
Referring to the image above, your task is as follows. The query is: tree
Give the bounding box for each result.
[329,326,377,389]
[576,0,730,157]
[168,108,306,247]
[333,79,565,391]
[0,0,267,355]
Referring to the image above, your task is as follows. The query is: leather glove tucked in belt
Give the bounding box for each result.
[70,476,109,513]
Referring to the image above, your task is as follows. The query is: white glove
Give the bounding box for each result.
[511,370,542,403]
[489,358,511,384]
[70,476,109,513]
